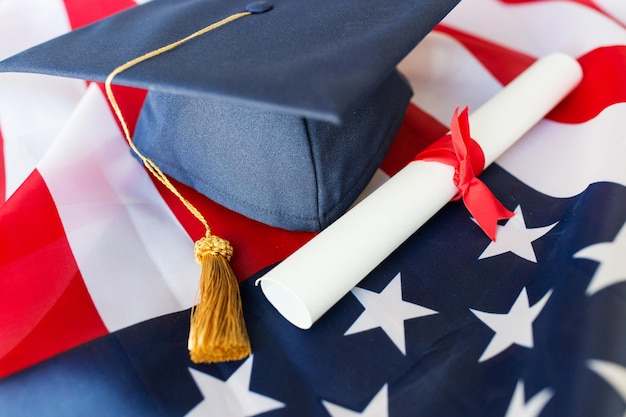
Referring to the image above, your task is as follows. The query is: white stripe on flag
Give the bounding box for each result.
[594,0,626,25]
[443,0,626,57]
[0,0,85,199]
[498,103,626,197]
[398,31,502,126]
[38,84,198,332]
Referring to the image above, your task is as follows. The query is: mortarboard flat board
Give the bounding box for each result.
[0,0,461,232]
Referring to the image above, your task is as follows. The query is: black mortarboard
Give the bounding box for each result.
[0,0,460,363]
[0,0,460,231]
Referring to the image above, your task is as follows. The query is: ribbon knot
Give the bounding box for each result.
[415,106,514,241]
[194,234,234,262]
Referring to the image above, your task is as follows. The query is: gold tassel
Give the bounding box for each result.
[188,233,251,363]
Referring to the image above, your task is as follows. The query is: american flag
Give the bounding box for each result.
[0,0,625,416]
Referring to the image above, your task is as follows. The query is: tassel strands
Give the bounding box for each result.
[103,10,257,363]
[189,234,251,363]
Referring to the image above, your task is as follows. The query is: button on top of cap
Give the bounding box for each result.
[245,1,273,14]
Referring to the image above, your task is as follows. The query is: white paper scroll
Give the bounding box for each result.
[256,53,583,329]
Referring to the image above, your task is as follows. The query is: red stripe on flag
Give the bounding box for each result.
[436,26,626,124]
[549,46,626,123]
[499,0,601,11]
[63,0,136,29]
[0,127,5,203]
[498,0,624,28]
[0,170,107,378]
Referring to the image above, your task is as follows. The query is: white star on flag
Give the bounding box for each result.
[478,206,558,262]
[504,380,553,417]
[471,287,552,362]
[587,359,626,417]
[574,221,626,296]
[322,384,389,417]
[345,273,438,354]
[186,355,285,417]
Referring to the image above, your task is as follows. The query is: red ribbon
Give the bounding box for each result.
[414,106,514,241]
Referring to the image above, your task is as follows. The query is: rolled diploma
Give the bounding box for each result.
[256,53,583,329]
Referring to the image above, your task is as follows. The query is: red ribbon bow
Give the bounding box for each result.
[415,106,514,241]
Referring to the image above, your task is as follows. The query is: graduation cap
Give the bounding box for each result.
[0,0,460,362]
